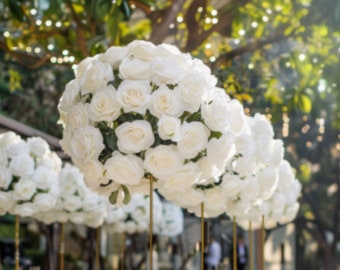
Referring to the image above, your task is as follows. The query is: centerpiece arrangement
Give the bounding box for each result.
[57,40,248,205]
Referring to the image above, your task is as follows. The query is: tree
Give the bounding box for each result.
[1,0,339,269]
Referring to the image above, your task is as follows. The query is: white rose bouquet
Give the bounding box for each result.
[58,40,247,205]
[0,132,61,217]
[154,202,183,237]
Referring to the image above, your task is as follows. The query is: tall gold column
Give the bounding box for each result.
[249,221,253,270]
[233,216,237,270]
[15,215,20,270]
[201,203,204,270]
[59,223,65,270]
[149,176,154,270]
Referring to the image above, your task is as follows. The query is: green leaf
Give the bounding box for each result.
[109,190,119,204]
[295,93,312,113]
[121,185,131,204]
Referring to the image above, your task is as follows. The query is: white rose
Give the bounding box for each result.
[232,156,257,176]
[104,151,144,186]
[144,145,183,179]
[76,58,114,95]
[38,152,62,172]
[149,85,183,118]
[0,191,15,212]
[119,57,152,80]
[97,46,128,69]
[201,88,231,132]
[235,133,256,156]
[266,139,284,168]
[279,202,299,225]
[13,177,37,201]
[226,198,251,217]
[82,160,106,190]
[69,212,86,224]
[203,187,227,218]
[10,154,35,177]
[57,79,81,116]
[278,160,295,188]
[176,188,206,208]
[252,113,274,140]
[221,174,245,197]
[196,157,221,184]
[62,195,82,212]
[151,56,186,85]
[238,178,259,203]
[228,99,246,136]
[116,120,154,154]
[207,133,237,170]
[177,121,210,160]
[33,193,57,212]
[27,137,50,158]
[257,167,279,200]
[86,211,106,228]
[33,166,58,190]
[0,167,12,190]
[89,84,121,122]
[116,80,151,114]
[126,40,158,61]
[0,131,22,150]
[65,102,90,129]
[157,115,181,141]
[69,126,105,165]
[6,141,30,158]
[13,203,35,217]
[162,162,200,192]
[83,195,103,212]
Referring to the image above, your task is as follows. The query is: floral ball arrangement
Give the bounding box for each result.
[58,40,247,205]
[0,132,61,217]
[34,163,107,228]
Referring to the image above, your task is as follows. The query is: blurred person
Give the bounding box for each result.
[230,235,248,270]
[205,236,222,270]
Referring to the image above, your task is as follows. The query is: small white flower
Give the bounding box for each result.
[10,154,35,177]
[13,177,37,201]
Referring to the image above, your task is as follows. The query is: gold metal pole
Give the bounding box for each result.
[15,215,20,270]
[233,216,237,270]
[249,221,253,270]
[120,233,125,270]
[59,223,65,270]
[149,176,153,270]
[200,202,204,270]
[261,215,265,270]
[96,227,101,270]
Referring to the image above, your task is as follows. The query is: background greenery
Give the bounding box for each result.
[0,0,339,269]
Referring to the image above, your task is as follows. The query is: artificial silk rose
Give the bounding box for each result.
[151,56,186,85]
[33,166,58,190]
[252,113,274,140]
[119,58,152,80]
[89,85,121,122]
[157,115,181,141]
[76,59,114,95]
[116,120,154,154]
[33,193,58,212]
[27,137,50,158]
[57,79,81,120]
[177,121,210,159]
[0,131,21,149]
[201,88,231,132]
[13,177,37,201]
[149,85,183,118]
[98,46,128,69]
[65,102,90,129]
[10,154,35,177]
[207,134,236,170]
[144,145,183,179]
[161,162,200,192]
[105,151,144,186]
[257,167,279,200]
[68,126,105,165]
[116,80,151,114]
[203,187,228,217]
[62,195,83,212]
[6,141,30,158]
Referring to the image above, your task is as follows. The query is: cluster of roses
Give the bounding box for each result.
[57,40,301,228]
